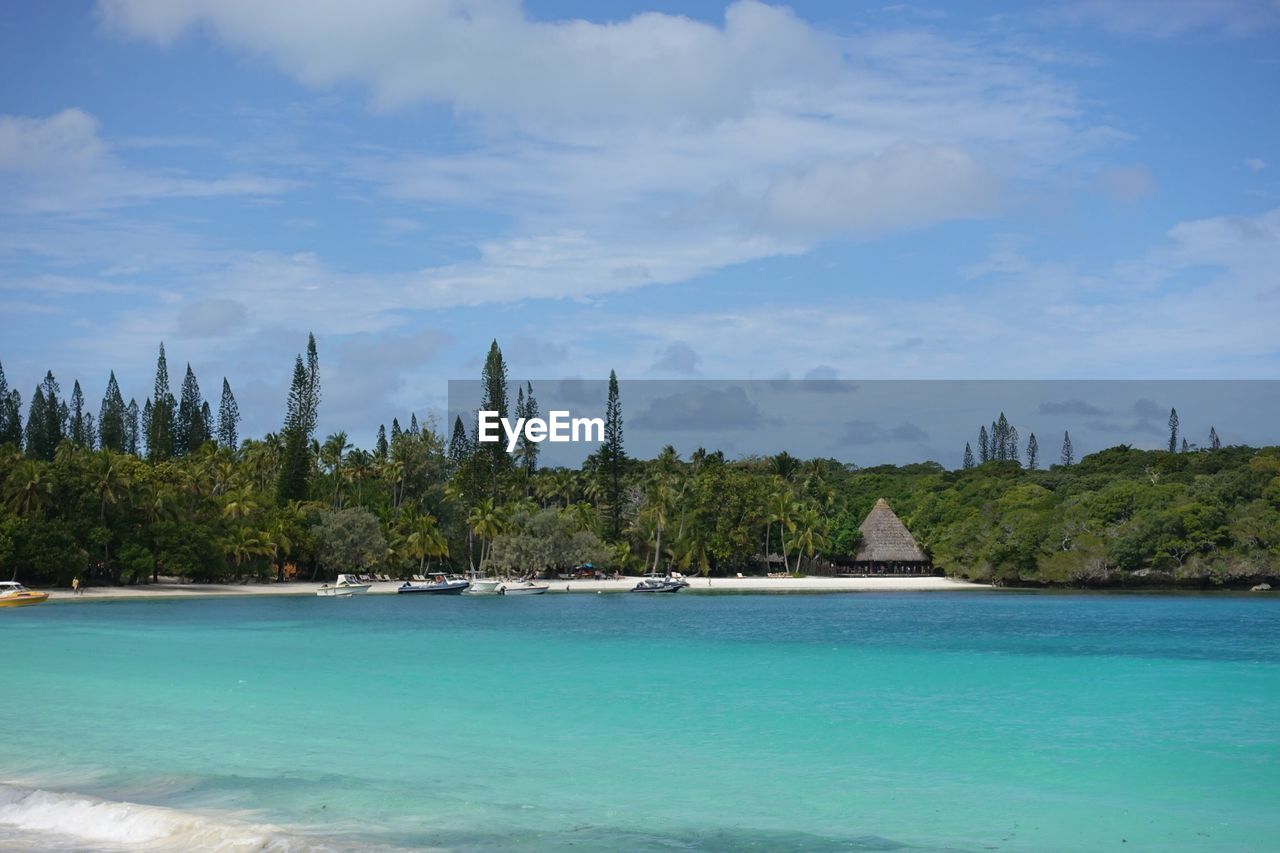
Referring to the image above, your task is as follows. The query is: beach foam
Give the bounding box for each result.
[0,783,326,851]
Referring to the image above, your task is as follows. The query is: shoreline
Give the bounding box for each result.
[44,575,987,601]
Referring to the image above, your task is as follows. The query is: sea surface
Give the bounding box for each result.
[1,591,1278,852]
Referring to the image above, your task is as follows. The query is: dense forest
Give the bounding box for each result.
[1,337,1277,589]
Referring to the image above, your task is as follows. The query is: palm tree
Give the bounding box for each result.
[87,450,128,524]
[221,525,268,582]
[221,486,260,521]
[792,507,828,575]
[405,513,449,573]
[467,499,504,574]
[5,459,52,519]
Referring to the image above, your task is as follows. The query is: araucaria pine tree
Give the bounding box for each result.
[175,364,205,456]
[479,340,510,499]
[1209,426,1221,451]
[0,361,24,448]
[124,398,140,455]
[147,343,176,460]
[217,378,240,449]
[963,442,975,469]
[141,398,154,458]
[277,355,314,503]
[601,369,626,541]
[409,413,419,435]
[978,425,990,463]
[98,371,127,452]
[1061,431,1074,467]
[1168,407,1179,453]
[68,380,94,447]
[375,424,388,460]
[1026,433,1039,470]
[448,415,471,470]
[26,371,66,460]
[516,381,540,477]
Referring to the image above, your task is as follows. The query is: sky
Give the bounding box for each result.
[1,1,1278,459]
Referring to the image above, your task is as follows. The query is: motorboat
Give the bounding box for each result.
[630,577,683,593]
[501,580,550,596]
[398,573,470,595]
[0,581,49,607]
[316,574,372,597]
[463,578,506,595]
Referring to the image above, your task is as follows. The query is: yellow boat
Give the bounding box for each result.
[0,581,50,607]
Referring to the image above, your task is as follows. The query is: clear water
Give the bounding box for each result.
[1,592,1278,851]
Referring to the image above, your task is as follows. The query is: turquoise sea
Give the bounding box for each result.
[1,591,1278,851]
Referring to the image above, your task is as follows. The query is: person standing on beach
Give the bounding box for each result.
[71,577,80,594]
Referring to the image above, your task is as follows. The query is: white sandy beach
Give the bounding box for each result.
[44,575,986,601]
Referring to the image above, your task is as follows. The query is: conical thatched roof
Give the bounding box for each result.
[854,498,928,563]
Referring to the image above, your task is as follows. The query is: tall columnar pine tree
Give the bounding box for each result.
[98,371,127,452]
[141,398,154,458]
[448,415,471,469]
[1061,431,1074,467]
[1007,426,1020,465]
[1181,437,1190,453]
[217,378,240,449]
[978,425,990,463]
[962,442,975,469]
[390,418,402,445]
[124,398,140,455]
[303,333,320,438]
[147,343,176,460]
[1209,426,1221,450]
[375,424,388,460]
[994,413,1013,461]
[479,340,510,499]
[601,369,626,541]
[175,364,206,456]
[277,355,313,503]
[24,388,47,459]
[1026,433,1039,470]
[0,361,23,448]
[1168,407,1179,453]
[68,380,95,447]
[25,371,66,460]
[200,401,213,445]
[517,381,540,477]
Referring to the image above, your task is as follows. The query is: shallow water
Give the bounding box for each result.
[2,592,1277,851]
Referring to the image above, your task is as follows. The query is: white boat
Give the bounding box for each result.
[398,573,470,595]
[502,580,549,596]
[463,578,506,595]
[316,574,372,597]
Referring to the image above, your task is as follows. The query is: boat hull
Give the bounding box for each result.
[0,592,49,607]
[316,585,370,597]
[398,582,470,595]
[502,583,549,596]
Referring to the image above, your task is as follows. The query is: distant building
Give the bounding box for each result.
[846,498,932,575]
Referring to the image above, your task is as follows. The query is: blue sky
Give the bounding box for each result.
[1,1,1277,451]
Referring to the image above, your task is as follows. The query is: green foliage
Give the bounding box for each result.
[316,507,386,575]
[489,508,608,576]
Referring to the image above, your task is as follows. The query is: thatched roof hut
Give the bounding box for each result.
[852,498,930,572]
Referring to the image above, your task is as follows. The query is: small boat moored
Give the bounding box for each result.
[463,578,506,596]
[630,577,684,593]
[398,573,470,595]
[316,574,372,597]
[0,581,50,607]
[501,580,550,596]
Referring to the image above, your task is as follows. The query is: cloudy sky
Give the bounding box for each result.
[1,1,1278,453]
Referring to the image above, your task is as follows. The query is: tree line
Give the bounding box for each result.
[1,340,1277,588]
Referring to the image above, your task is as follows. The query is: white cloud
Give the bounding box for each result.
[103,0,1096,256]
[0,108,292,213]
[1245,158,1268,171]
